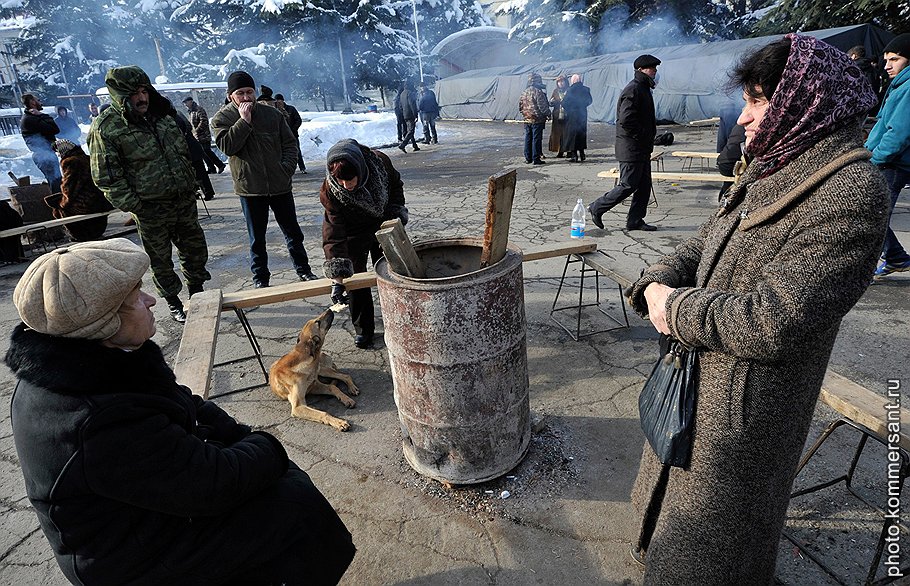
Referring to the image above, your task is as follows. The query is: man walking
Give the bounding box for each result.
[20,94,61,192]
[211,70,318,288]
[275,93,307,173]
[589,54,662,231]
[397,81,420,153]
[866,33,910,279]
[417,82,439,144]
[182,96,225,174]
[518,73,550,165]
[88,65,211,323]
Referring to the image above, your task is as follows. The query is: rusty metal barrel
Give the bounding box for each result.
[376,238,530,484]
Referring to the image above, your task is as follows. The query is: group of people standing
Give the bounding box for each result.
[519,72,592,166]
[394,80,440,152]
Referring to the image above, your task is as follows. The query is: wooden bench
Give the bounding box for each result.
[687,116,720,128]
[598,169,729,184]
[650,150,666,172]
[670,150,719,173]
[178,240,598,397]
[0,210,125,256]
[550,250,634,340]
[784,370,910,585]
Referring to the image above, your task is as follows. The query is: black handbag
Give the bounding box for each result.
[638,336,698,468]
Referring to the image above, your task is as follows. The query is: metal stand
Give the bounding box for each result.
[210,307,269,397]
[197,193,211,217]
[550,253,629,341]
[782,418,910,585]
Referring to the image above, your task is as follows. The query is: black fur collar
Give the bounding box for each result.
[5,323,178,396]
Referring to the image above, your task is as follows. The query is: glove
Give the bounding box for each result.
[331,283,349,306]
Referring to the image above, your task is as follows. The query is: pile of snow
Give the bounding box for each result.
[1,111,406,185]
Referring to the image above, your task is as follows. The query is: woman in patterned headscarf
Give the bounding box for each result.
[625,35,890,584]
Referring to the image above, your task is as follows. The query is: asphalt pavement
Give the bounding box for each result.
[0,120,907,585]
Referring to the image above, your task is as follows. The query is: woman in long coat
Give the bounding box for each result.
[627,35,889,585]
[548,75,569,157]
[560,74,592,162]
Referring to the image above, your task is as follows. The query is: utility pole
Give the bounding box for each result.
[411,0,424,85]
[337,37,352,113]
[57,60,78,122]
[153,38,167,82]
[1,43,23,112]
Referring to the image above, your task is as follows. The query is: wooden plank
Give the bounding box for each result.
[173,289,222,398]
[598,170,728,183]
[221,273,379,309]
[0,210,117,239]
[650,150,665,161]
[670,151,718,159]
[480,169,517,268]
[688,117,720,126]
[820,370,910,452]
[520,241,596,262]
[375,218,426,278]
[578,251,634,288]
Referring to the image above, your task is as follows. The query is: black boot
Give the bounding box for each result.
[165,296,187,323]
[188,284,204,297]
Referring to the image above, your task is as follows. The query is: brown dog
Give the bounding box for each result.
[269,308,359,431]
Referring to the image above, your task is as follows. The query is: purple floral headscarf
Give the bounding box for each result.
[747,34,877,177]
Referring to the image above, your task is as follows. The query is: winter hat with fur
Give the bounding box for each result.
[13,238,150,340]
[53,139,78,158]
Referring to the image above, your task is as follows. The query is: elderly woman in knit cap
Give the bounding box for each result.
[626,35,889,583]
[321,138,408,349]
[6,239,355,585]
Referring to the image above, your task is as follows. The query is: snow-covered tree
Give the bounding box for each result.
[753,0,910,35]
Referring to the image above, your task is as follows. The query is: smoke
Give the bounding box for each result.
[593,5,694,55]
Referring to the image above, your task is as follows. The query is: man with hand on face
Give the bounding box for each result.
[88,65,211,324]
[19,93,61,192]
[211,71,318,288]
[589,54,661,232]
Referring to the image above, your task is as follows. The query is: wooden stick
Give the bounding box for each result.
[479,169,517,268]
[173,289,223,398]
[375,218,426,278]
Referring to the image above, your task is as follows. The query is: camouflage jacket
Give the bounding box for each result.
[189,105,212,143]
[211,101,298,197]
[88,66,196,214]
[519,85,550,124]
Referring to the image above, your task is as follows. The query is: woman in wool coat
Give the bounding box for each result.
[626,35,889,585]
[45,139,114,241]
[320,138,408,349]
[7,239,355,585]
[548,75,569,157]
[560,74,592,162]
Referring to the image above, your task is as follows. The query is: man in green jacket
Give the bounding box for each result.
[88,65,211,322]
[211,71,318,288]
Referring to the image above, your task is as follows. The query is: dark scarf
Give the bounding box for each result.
[747,34,877,178]
[325,139,390,218]
[5,323,179,397]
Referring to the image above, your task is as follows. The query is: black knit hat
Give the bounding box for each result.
[227,71,255,95]
[275,93,284,101]
[633,54,661,69]
[883,33,910,58]
[257,85,273,101]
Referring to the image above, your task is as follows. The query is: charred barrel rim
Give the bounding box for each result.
[375,237,523,287]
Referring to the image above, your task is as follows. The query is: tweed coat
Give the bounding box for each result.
[627,124,889,585]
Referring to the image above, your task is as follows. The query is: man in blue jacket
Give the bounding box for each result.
[866,33,910,279]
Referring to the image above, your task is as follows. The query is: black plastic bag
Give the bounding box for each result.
[638,337,698,468]
[654,132,674,146]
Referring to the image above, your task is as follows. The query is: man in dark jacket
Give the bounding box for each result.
[518,72,550,165]
[417,83,439,144]
[88,66,211,323]
[53,106,82,143]
[7,238,355,585]
[397,80,420,153]
[182,96,225,174]
[211,71,319,288]
[19,93,61,192]
[589,54,661,231]
[275,93,307,172]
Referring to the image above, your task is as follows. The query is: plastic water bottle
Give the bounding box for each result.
[571,198,586,239]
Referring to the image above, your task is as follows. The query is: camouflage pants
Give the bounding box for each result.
[133,196,211,298]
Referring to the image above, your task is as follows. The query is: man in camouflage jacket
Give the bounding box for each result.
[88,65,211,323]
[182,97,225,174]
[518,73,550,165]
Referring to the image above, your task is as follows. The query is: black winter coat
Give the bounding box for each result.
[20,110,59,141]
[6,324,354,585]
[614,70,657,162]
[418,89,439,116]
[560,82,592,152]
[398,88,419,120]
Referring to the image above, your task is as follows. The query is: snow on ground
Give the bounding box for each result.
[1,111,415,186]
